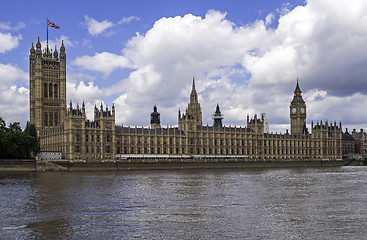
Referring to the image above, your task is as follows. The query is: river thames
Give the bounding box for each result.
[0,167,366,239]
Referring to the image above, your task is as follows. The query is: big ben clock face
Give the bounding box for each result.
[300,107,305,113]
[292,108,297,113]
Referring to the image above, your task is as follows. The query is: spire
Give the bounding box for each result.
[213,103,223,128]
[36,36,41,49]
[294,78,302,96]
[215,103,221,114]
[54,45,58,59]
[60,39,65,52]
[30,42,35,54]
[291,78,305,104]
[190,77,198,103]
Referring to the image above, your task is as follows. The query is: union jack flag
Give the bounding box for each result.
[48,19,60,29]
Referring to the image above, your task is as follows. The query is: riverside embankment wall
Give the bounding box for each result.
[0,159,36,172]
[0,158,355,172]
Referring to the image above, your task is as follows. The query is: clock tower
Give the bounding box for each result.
[290,79,306,134]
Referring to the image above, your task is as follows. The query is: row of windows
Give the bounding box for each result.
[117,135,338,145]
[117,147,258,155]
[44,112,58,127]
[116,139,317,148]
[74,133,112,143]
[75,145,111,154]
[115,146,340,156]
[44,83,58,99]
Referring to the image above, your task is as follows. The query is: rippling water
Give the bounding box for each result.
[0,167,366,239]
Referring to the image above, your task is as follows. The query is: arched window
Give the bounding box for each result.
[44,112,48,126]
[49,112,53,126]
[54,84,58,99]
[49,83,53,98]
[44,83,48,98]
[54,112,58,126]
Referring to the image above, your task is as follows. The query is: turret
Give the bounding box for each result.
[213,103,223,128]
[60,40,66,63]
[82,101,85,115]
[34,36,42,60]
[150,105,161,129]
[43,43,52,58]
[30,42,35,55]
[36,36,41,51]
[247,114,265,133]
[53,45,58,59]
[60,40,65,53]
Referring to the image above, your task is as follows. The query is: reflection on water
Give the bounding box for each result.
[0,167,366,239]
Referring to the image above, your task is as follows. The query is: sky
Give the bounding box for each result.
[1,0,367,133]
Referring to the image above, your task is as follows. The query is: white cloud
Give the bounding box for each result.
[277,3,293,16]
[73,52,131,76]
[67,81,105,121]
[116,10,266,126]
[40,35,74,51]
[0,32,22,53]
[84,16,114,36]
[0,64,29,126]
[265,13,275,26]
[109,0,367,132]
[0,86,29,125]
[243,0,367,97]
[118,16,140,24]
[0,63,27,86]
[0,21,25,31]
[67,81,103,103]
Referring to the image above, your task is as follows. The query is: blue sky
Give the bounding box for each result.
[1,0,367,132]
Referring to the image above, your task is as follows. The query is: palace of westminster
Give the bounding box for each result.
[29,38,343,161]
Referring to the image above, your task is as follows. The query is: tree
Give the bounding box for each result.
[24,121,40,157]
[0,117,6,157]
[0,117,6,132]
[8,122,22,133]
[0,118,40,159]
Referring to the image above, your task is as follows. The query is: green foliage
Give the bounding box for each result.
[0,117,40,159]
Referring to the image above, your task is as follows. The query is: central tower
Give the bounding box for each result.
[178,77,203,131]
[290,79,306,134]
[29,37,66,134]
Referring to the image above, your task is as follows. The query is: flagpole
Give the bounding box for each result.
[47,16,48,45]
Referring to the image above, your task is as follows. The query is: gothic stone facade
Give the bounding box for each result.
[29,37,66,134]
[32,39,342,161]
